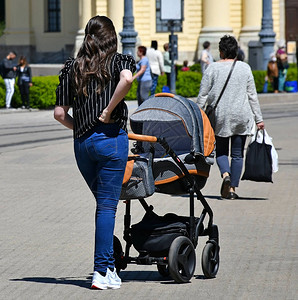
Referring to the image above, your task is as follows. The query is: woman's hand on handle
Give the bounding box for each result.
[256,121,265,130]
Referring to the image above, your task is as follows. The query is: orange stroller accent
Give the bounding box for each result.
[114,93,219,283]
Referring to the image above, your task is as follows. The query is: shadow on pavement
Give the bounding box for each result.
[10,276,91,289]
[120,270,212,284]
[10,271,172,287]
[178,194,268,201]
[204,195,268,201]
[119,270,171,283]
[10,270,213,287]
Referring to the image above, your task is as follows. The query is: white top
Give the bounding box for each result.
[146,48,164,75]
[200,49,214,74]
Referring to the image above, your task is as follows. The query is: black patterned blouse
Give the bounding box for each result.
[56,53,136,139]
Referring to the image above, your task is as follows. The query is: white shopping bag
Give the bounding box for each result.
[252,129,279,173]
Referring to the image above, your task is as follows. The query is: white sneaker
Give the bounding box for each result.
[107,268,121,289]
[91,271,108,290]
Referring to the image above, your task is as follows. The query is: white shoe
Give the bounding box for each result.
[91,271,108,290]
[107,268,121,289]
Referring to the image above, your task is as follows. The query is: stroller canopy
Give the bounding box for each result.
[130,94,215,158]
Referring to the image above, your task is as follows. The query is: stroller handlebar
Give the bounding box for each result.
[128,133,158,143]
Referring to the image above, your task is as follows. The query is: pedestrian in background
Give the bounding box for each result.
[163,42,171,89]
[1,51,17,109]
[133,46,152,106]
[266,53,278,93]
[196,35,264,200]
[54,15,136,290]
[181,60,190,72]
[200,41,214,74]
[146,40,164,95]
[17,56,33,109]
[276,42,289,92]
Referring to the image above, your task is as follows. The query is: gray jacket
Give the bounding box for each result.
[196,60,263,137]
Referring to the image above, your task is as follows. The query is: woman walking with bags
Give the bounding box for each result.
[196,35,264,199]
[54,16,136,289]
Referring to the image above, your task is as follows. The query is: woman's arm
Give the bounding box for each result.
[247,71,265,129]
[54,105,74,130]
[196,71,211,108]
[132,65,146,81]
[99,69,133,123]
[54,58,75,129]
[28,66,33,86]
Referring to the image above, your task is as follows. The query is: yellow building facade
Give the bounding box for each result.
[0,0,285,63]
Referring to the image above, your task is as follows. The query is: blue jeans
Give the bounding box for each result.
[278,69,287,92]
[215,135,246,187]
[74,123,128,273]
[150,74,159,95]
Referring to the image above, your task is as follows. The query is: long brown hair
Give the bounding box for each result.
[18,56,28,67]
[73,16,117,96]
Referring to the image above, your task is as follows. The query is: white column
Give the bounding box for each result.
[239,0,262,55]
[108,0,124,52]
[198,0,233,60]
[74,0,93,57]
[108,0,123,34]
[1,0,32,45]
[279,0,285,43]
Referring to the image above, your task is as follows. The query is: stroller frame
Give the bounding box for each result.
[114,132,220,283]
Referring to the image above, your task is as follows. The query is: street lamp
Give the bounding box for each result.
[259,0,276,70]
[161,0,183,94]
[119,0,138,58]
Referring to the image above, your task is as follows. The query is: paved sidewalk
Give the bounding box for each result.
[0,94,297,299]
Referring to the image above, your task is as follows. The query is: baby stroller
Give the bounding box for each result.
[114,93,220,283]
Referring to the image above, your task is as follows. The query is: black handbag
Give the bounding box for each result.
[205,59,237,130]
[241,130,273,183]
[205,104,216,130]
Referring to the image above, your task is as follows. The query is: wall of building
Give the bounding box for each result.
[0,0,79,62]
[31,0,79,53]
[0,0,285,64]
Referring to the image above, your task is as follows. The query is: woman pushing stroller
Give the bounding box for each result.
[54,16,136,290]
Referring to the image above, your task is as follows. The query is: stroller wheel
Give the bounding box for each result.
[168,236,196,283]
[157,264,170,277]
[113,236,126,273]
[201,242,220,278]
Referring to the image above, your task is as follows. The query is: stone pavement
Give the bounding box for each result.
[0,94,297,299]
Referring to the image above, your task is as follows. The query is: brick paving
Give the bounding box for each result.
[0,94,297,299]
